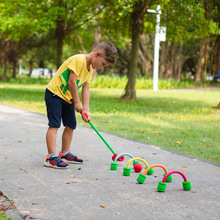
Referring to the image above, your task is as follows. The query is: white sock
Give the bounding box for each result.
[48,153,58,158]
[61,150,69,155]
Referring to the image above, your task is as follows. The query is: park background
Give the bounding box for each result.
[0,1,219,164]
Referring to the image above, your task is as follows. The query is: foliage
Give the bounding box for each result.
[0,0,220,89]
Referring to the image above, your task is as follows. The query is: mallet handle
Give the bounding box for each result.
[88,120,116,155]
[81,111,116,155]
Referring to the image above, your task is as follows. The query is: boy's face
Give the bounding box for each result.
[92,52,111,70]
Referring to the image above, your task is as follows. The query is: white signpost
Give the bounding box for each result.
[147,5,166,92]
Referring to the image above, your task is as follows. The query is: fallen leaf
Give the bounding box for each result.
[100,204,105,208]
[176,141,182,145]
[115,212,121,215]
[35,173,39,175]
[70,175,74,178]
[182,166,188,168]
[183,205,188,209]
[3,144,11,146]
[156,133,159,136]
[72,181,77,183]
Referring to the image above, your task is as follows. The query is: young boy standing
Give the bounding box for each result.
[44,42,117,169]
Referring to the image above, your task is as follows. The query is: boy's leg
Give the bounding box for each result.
[44,89,68,169]
[59,126,83,164]
[58,95,83,163]
[46,126,58,154]
[61,126,74,152]
[45,126,68,169]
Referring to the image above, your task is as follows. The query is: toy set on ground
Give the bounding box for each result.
[82,112,191,192]
[111,154,191,192]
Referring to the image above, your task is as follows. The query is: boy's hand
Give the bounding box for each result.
[82,111,90,123]
[74,102,83,113]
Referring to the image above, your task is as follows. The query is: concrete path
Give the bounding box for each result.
[0,104,219,220]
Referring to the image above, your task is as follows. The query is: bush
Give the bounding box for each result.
[90,75,197,89]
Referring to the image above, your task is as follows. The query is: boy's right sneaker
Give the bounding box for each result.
[44,155,69,169]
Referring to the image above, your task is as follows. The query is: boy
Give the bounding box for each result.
[44,42,117,169]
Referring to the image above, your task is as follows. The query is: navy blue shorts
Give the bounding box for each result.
[45,89,76,129]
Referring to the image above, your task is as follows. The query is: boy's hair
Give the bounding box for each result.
[93,42,117,65]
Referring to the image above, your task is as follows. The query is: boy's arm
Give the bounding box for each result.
[81,82,90,122]
[68,71,83,112]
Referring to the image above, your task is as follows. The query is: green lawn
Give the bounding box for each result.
[0,82,219,164]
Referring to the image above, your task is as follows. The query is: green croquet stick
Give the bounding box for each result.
[88,120,115,155]
[81,111,124,161]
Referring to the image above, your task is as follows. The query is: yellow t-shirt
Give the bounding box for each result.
[46,54,93,103]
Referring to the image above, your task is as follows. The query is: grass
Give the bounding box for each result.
[0,77,220,164]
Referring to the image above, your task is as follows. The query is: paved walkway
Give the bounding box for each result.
[0,104,220,220]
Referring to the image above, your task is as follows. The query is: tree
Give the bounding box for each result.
[101,0,156,100]
[0,0,101,74]
[122,0,154,100]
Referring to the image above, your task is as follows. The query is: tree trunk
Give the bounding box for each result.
[12,59,17,78]
[176,43,183,81]
[195,36,206,85]
[204,36,209,85]
[123,29,140,100]
[160,42,167,78]
[28,59,33,76]
[2,54,7,81]
[215,35,220,73]
[122,1,148,100]
[164,41,175,79]
[139,34,153,76]
[195,1,211,85]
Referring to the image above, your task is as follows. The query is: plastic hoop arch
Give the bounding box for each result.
[143,164,168,176]
[123,158,154,176]
[137,164,172,184]
[157,170,191,192]
[114,153,134,163]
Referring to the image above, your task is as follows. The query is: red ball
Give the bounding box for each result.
[133,163,142,172]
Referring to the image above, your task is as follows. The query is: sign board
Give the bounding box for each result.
[159,27,166,42]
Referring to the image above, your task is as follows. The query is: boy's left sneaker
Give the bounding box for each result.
[59,151,83,164]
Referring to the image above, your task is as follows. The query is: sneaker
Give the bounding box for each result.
[44,155,69,169]
[59,151,83,164]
